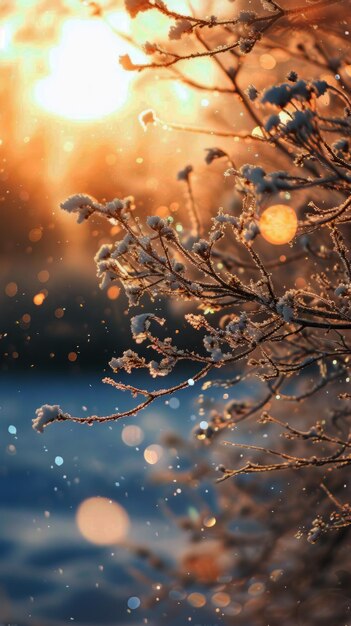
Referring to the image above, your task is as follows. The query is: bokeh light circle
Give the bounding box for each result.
[187,592,207,608]
[127,596,141,610]
[122,424,144,447]
[33,16,143,121]
[76,497,130,545]
[259,204,298,245]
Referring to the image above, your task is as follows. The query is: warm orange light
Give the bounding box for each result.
[144,444,163,465]
[37,270,49,283]
[76,497,130,545]
[259,53,276,70]
[33,16,142,121]
[33,292,46,306]
[295,276,306,289]
[259,204,298,245]
[5,282,18,297]
[211,592,231,608]
[187,593,206,608]
[107,285,121,300]
[29,228,42,242]
[182,545,224,584]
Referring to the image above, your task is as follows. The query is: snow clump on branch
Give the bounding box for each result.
[261,79,328,108]
[60,194,100,223]
[130,313,165,343]
[169,19,192,40]
[32,404,66,433]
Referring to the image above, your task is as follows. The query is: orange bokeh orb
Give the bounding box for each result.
[259,204,298,245]
[76,497,130,545]
[182,551,222,584]
[187,592,206,608]
[33,292,46,306]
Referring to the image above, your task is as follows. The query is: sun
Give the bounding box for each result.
[34,16,139,121]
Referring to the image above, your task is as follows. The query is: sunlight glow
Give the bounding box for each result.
[34,16,138,121]
[0,22,13,52]
[252,126,264,138]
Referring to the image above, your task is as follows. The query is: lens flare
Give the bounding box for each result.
[34,16,140,121]
[259,204,298,245]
